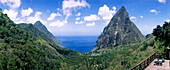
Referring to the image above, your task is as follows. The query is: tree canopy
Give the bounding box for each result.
[153,22,170,47]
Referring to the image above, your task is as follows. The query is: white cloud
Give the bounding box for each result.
[0,0,21,9]
[86,22,95,26]
[3,9,18,21]
[21,7,33,17]
[75,21,84,24]
[47,12,62,21]
[49,20,67,27]
[35,12,41,17]
[14,11,46,24]
[76,17,80,20]
[166,19,170,22]
[62,0,90,20]
[62,0,90,10]
[26,12,46,24]
[98,5,116,20]
[158,0,166,3]
[15,20,26,24]
[84,15,99,21]
[150,9,158,15]
[112,6,116,10]
[130,16,136,20]
[57,8,61,11]
[140,16,143,18]
[1,0,21,22]
[76,12,81,16]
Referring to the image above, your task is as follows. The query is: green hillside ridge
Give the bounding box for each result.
[17,23,61,47]
[17,23,79,56]
[0,11,80,70]
[0,11,64,69]
[34,21,60,44]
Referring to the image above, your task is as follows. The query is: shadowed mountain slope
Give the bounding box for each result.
[34,21,60,44]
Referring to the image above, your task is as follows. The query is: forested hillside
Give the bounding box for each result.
[61,22,169,70]
[0,10,79,70]
[17,23,61,47]
[34,21,60,44]
[17,23,80,56]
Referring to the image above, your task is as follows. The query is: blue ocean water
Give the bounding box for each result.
[55,36,98,53]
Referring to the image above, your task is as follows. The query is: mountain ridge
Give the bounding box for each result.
[17,23,62,47]
[17,23,80,55]
[0,11,65,69]
[34,21,60,44]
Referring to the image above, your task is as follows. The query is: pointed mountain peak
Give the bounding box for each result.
[35,21,43,25]
[92,6,145,51]
[34,21,47,33]
[115,6,129,17]
[36,20,41,23]
[120,6,126,10]
[34,21,46,30]
[34,20,61,44]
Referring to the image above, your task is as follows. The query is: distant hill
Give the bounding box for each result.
[17,23,80,55]
[17,23,61,47]
[34,21,60,44]
[93,6,145,51]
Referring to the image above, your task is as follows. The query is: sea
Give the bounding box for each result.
[55,36,98,53]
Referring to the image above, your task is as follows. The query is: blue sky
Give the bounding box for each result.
[0,0,169,36]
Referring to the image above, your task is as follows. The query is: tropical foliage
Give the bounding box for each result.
[0,10,168,70]
[153,22,170,47]
[0,11,73,70]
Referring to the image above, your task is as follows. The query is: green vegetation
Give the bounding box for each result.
[0,11,63,69]
[17,23,61,47]
[0,11,79,70]
[0,9,169,70]
[34,21,60,44]
[153,22,170,47]
[63,34,161,70]
[59,22,168,70]
[17,23,80,55]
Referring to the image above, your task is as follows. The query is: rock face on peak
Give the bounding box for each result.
[34,21,60,44]
[92,6,145,51]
